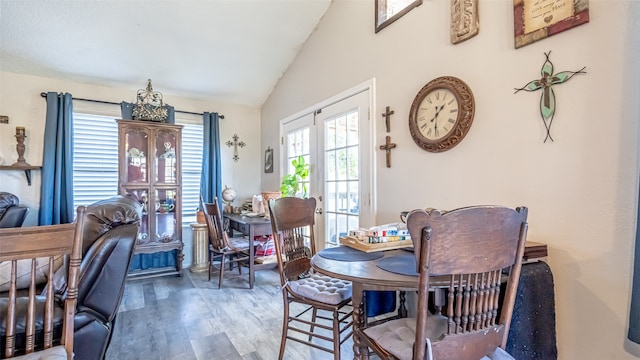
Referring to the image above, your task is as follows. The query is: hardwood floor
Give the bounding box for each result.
[106,268,355,360]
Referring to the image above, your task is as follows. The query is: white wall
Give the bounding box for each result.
[261,0,640,358]
[0,71,262,227]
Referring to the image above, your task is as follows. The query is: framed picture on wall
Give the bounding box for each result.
[514,0,589,48]
[264,147,273,173]
[375,0,422,33]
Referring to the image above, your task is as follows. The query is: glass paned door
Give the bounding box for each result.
[282,90,371,250]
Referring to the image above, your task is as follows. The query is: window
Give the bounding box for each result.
[72,112,203,223]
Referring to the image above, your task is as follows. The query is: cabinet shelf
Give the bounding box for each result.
[0,165,42,186]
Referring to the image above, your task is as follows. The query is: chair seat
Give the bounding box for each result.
[288,273,352,305]
[11,345,69,360]
[363,316,515,360]
[363,316,449,360]
[210,236,257,252]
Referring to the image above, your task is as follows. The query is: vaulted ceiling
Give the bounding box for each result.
[0,0,331,107]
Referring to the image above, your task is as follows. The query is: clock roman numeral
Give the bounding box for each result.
[450,108,458,113]
[426,97,432,104]
[427,128,432,136]
[435,92,440,100]
[448,118,455,123]
[448,99,455,105]
[420,123,428,130]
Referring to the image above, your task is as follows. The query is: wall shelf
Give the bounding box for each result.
[0,165,42,186]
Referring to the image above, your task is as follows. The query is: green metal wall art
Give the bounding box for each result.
[514,51,586,142]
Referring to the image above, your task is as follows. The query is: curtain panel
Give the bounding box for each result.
[200,112,222,206]
[39,92,74,225]
[629,189,640,343]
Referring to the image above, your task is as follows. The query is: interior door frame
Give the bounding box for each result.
[278,78,377,232]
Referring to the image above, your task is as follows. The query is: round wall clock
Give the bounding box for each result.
[408,76,475,153]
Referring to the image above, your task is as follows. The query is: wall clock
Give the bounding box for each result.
[408,76,475,153]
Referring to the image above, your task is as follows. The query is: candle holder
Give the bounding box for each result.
[13,127,31,166]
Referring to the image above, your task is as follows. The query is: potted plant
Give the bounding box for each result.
[280,155,309,197]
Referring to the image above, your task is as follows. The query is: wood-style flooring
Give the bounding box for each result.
[106,268,355,360]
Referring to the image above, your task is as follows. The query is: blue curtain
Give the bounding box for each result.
[629,189,640,343]
[39,92,74,225]
[120,102,176,271]
[200,112,222,204]
[120,101,175,124]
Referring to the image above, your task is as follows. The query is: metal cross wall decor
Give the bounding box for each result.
[225,134,246,162]
[514,51,586,143]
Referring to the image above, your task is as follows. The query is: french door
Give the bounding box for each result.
[281,89,372,250]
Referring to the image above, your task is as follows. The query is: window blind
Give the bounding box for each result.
[72,113,203,223]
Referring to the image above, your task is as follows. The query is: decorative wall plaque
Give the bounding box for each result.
[514,0,590,48]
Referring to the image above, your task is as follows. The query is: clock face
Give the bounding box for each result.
[409,76,475,153]
[416,88,459,141]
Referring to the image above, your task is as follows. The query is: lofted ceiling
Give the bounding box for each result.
[0,0,331,108]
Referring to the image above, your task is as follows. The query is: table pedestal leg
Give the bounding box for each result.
[352,283,369,359]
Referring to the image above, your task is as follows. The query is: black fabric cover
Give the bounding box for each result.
[505,261,558,360]
[317,246,384,261]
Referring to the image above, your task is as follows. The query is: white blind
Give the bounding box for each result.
[181,122,203,219]
[72,113,203,223]
[72,113,119,209]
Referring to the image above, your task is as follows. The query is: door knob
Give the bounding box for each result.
[315,208,323,215]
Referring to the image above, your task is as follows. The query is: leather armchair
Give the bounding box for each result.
[0,195,141,360]
[68,195,141,360]
[0,192,28,228]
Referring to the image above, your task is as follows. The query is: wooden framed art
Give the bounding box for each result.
[264,147,273,173]
[375,0,422,33]
[514,0,589,48]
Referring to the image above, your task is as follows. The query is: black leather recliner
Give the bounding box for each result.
[0,192,28,228]
[69,195,141,360]
[0,195,141,360]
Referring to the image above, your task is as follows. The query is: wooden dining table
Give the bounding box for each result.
[310,241,548,360]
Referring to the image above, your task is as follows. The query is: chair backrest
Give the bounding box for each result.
[0,192,28,228]
[201,197,230,252]
[0,206,86,359]
[268,197,317,285]
[406,206,528,360]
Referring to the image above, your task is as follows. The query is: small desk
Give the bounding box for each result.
[223,213,274,289]
[311,241,548,359]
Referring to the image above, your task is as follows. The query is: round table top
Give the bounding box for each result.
[311,248,449,289]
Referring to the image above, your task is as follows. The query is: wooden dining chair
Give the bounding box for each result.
[268,197,353,360]
[357,205,528,360]
[1,205,87,359]
[201,197,253,289]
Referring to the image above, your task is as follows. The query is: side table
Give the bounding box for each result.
[190,223,209,273]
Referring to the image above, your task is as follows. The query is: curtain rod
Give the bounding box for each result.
[39,92,224,119]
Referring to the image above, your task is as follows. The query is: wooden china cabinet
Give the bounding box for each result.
[117,119,183,278]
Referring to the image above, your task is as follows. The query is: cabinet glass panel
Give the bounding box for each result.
[155,130,177,184]
[155,188,177,242]
[125,188,150,245]
[125,128,149,183]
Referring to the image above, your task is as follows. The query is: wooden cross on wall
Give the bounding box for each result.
[382,106,394,133]
[379,136,396,168]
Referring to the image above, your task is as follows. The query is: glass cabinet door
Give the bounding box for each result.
[155,130,177,184]
[155,188,177,242]
[124,188,150,245]
[124,128,149,183]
